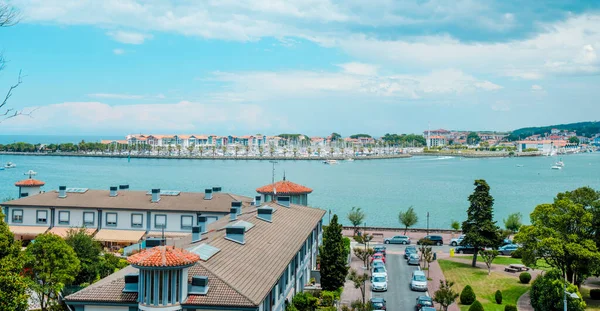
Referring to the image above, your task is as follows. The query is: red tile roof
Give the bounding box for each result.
[15,179,45,187]
[128,246,200,267]
[256,180,313,195]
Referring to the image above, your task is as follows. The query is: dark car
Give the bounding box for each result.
[454,245,484,254]
[417,235,444,246]
[373,245,387,256]
[370,297,386,310]
[498,244,519,255]
[415,295,434,310]
[404,246,417,259]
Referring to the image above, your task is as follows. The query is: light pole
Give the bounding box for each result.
[426,212,430,236]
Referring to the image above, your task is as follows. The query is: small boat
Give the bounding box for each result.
[346,158,354,162]
[0,167,4,171]
[516,164,524,167]
[555,160,564,167]
[551,165,562,170]
[323,160,338,165]
[4,162,16,169]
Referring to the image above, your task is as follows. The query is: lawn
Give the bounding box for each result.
[439,259,530,311]
[453,255,552,270]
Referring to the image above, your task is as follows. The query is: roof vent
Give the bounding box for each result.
[144,237,164,248]
[204,189,213,200]
[151,188,160,203]
[189,276,209,295]
[109,186,118,197]
[58,186,67,198]
[230,207,237,221]
[255,195,262,206]
[122,274,139,293]
[212,186,222,193]
[119,184,129,190]
[225,226,245,245]
[277,196,291,207]
[257,207,274,222]
[192,225,203,243]
[197,216,207,234]
[231,201,242,215]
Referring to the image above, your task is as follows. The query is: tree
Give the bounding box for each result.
[331,133,342,141]
[347,269,369,306]
[514,187,600,286]
[467,132,481,145]
[347,207,365,235]
[423,247,434,277]
[569,136,580,144]
[451,220,461,236]
[530,269,585,311]
[433,280,460,311]
[65,227,102,285]
[479,250,499,275]
[399,206,418,235]
[320,214,348,291]
[25,233,80,311]
[353,247,374,269]
[0,210,28,311]
[462,180,503,267]
[503,212,522,233]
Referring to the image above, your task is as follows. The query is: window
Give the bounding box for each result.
[131,213,144,228]
[36,210,47,224]
[83,212,94,226]
[155,214,167,229]
[106,213,117,227]
[58,211,70,225]
[12,209,23,223]
[181,215,193,229]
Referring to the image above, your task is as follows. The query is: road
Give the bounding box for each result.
[371,244,451,310]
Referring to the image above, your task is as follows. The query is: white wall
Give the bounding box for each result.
[6,206,50,226]
[84,306,128,311]
[100,210,145,231]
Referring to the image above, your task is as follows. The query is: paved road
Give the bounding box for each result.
[371,244,450,310]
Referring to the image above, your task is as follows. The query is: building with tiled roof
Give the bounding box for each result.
[256,178,313,206]
[65,183,325,311]
[14,171,46,198]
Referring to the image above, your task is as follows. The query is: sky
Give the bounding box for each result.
[0,0,599,137]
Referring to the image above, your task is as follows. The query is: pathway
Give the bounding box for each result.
[428,251,460,311]
[339,243,370,307]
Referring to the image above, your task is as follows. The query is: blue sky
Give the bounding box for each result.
[1,0,599,136]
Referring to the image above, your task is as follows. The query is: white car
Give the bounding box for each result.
[371,275,388,292]
[450,234,465,246]
[410,270,428,292]
[372,266,388,281]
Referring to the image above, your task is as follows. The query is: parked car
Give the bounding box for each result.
[404,246,417,259]
[450,234,465,246]
[370,297,386,311]
[420,308,436,311]
[373,245,387,256]
[410,270,428,292]
[415,296,434,310]
[417,235,444,246]
[407,253,420,265]
[372,266,388,280]
[372,260,385,269]
[502,238,513,246]
[498,244,520,255]
[371,275,388,292]
[371,253,386,264]
[454,245,484,254]
[384,235,411,244]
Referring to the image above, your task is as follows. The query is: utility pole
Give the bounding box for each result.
[427,212,430,236]
[269,160,278,200]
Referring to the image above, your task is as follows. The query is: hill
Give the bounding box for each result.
[508,121,600,140]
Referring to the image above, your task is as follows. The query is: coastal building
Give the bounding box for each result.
[427,135,447,147]
[15,170,45,198]
[256,178,313,206]
[516,140,567,153]
[64,180,325,311]
[2,184,251,245]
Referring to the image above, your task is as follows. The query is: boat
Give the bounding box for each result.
[323,160,338,165]
[346,158,354,162]
[516,164,524,167]
[551,165,562,170]
[0,167,4,171]
[554,158,565,167]
[4,162,16,169]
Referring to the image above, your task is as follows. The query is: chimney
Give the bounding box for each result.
[225,226,245,244]
[197,216,207,233]
[192,226,202,243]
[119,184,129,190]
[255,195,262,206]
[231,201,242,215]
[58,186,67,198]
[109,186,118,197]
[122,274,139,293]
[212,186,222,193]
[151,189,160,203]
[230,207,237,221]
[189,276,209,295]
[257,207,274,222]
[277,196,291,207]
[204,189,213,200]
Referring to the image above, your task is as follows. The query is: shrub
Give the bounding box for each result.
[510,248,523,258]
[460,285,476,305]
[495,290,502,304]
[504,305,517,311]
[320,291,335,307]
[519,272,531,284]
[530,270,585,311]
[591,289,600,300]
[468,300,484,311]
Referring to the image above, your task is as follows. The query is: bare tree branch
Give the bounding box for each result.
[0,70,31,122]
[0,3,20,27]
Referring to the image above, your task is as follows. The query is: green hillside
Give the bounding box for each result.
[508,121,600,140]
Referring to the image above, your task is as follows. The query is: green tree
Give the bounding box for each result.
[331,133,341,141]
[514,187,600,285]
[320,214,348,291]
[347,207,365,235]
[462,180,503,267]
[65,227,102,285]
[347,269,369,306]
[399,206,418,235]
[353,247,374,270]
[467,132,481,145]
[25,233,81,311]
[503,212,522,233]
[480,250,499,275]
[434,280,460,311]
[569,136,580,144]
[0,210,29,311]
[451,220,461,236]
[530,269,585,311]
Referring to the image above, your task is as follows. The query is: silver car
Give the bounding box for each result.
[407,253,420,265]
[410,270,428,291]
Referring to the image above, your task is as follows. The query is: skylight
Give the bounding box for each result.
[145,190,181,196]
[188,244,221,261]
[66,188,88,193]
[227,220,255,232]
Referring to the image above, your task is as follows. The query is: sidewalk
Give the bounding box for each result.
[517,291,534,311]
[339,243,370,306]
[427,251,460,311]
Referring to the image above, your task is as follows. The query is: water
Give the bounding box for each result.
[1,153,599,229]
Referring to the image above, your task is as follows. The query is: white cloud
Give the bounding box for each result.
[531,84,543,91]
[107,30,152,44]
[87,93,166,100]
[338,62,378,76]
[113,48,125,55]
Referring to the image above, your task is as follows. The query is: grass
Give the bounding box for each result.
[580,287,600,311]
[439,259,530,311]
[453,255,552,271]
